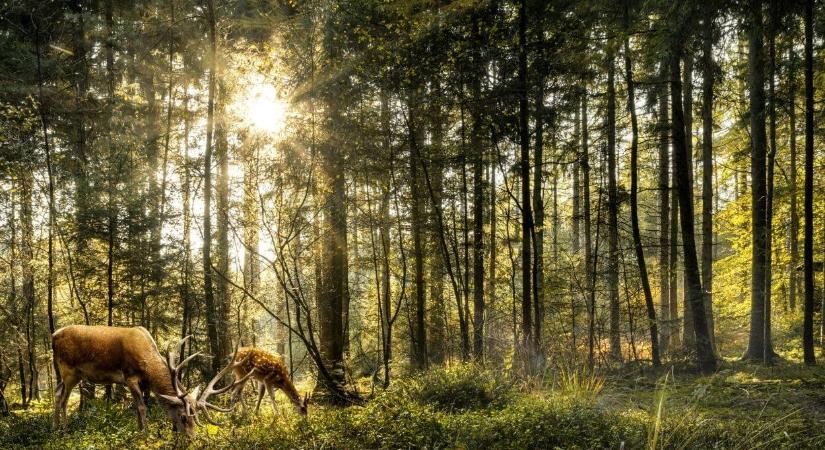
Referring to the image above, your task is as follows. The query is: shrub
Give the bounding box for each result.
[392,364,513,412]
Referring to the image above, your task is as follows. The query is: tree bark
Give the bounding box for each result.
[606,46,622,362]
[203,0,220,377]
[471,13,485,360]
[802,0,816,365]
[743,0,773,362]
[682,50,695,349]
[408,92,428,370]
[788,46,799,312]
[658,59,671,354]
[216,80,231,363]
[533,77,545,354]
[701,7,716,353]
[671,40,716,374]
[624,6,660,367]
[518,0,534,362]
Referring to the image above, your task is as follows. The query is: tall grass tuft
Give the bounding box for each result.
[554,364,605,402]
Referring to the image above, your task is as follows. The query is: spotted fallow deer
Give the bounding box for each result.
[51,325,253,436]
[229,347,309,417]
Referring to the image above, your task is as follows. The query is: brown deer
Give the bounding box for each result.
[229,347,309,417]
[52,325,253,435]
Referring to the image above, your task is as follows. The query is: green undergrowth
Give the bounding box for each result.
[2,361,825,449]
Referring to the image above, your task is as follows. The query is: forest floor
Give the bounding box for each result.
[2,359,825,449]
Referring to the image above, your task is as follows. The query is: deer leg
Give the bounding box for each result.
[54,370,79,429]
[266,384,281,418]
[230,377,249,416]
[254,382,266,416]
[125,377,148,432]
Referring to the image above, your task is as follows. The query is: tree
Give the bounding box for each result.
[802,0,816,365]
[203,0,221,376]
[700,3,717,352]
[743,0,773,362]
[671,29,716,373]
[624,1,660,367]
[606,42,621,363]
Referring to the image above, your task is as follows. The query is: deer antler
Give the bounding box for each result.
[165,335,199,398]
[194,354,255,425]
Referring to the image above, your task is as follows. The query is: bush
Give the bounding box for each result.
[392,364,513,412]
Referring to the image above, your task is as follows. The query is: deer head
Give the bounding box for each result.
[158,337,254,435]
[297,392,310,416]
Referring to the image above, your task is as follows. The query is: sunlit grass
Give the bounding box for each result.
[3,362,825,449]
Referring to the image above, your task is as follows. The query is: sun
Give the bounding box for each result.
[235,81,288,135]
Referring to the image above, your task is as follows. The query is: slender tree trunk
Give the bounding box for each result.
[180,87,192,346]
[701,8,716,353]
[573,98,581,255]
[743,0,773,362]
[624,8,660,367]
[670,161,680,349]
[203,0,220,377]
[682,50,695,349]
[789,47,799,312]
[606,46,622,362]
[802,0,816,365]
[518,0,534,362]
[216,81,231,362]
[428,88,447,364]
[581,84,594,367]
[243,145,260,348]
[671,40,716,374]
[765,8,777,363]
[34,19,58,382]
[518,0,534,360]
[380,183,392,386]
[20,168,36,405]
[408,92,428,370]
[471,13,485,360]
[533,77,545,354]
[658,59,671,354]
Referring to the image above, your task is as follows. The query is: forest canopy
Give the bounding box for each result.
[1,0,825,447]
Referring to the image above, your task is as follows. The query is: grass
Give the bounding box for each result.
[2,360,825,449]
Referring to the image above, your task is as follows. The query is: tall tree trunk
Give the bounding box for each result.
[379,181,392,386]
[471,13,485,360]
[105,0,117,329]
[788,46,799,312]
[624,7,660,367]
[581,84,594,367]
[671,40,716,374]
[743,0,773,362]
[216,81,231,362]
[682,50,695,349]
[670,159,680,349]
[701,7,716,353]
[242,145,260,348]
[203,0,220,377]
[765,6,777,363]
[533,78,545,354]
[428,89,446,364]
[20,168,37,405]
[658,59,671,354]
[802,0,816,365]
[34,18,57,382]
[573,98,581,255]
[408,92,428,370]
[606,46,622,362]
[180,86,192,347]
[518,0,534,362]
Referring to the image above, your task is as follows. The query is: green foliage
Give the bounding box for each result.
[392,364,514,412]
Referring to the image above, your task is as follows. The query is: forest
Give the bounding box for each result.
[1,0,825,448]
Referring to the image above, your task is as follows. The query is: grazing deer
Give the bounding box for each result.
[229,347,309,417]
[52,325,252,435]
